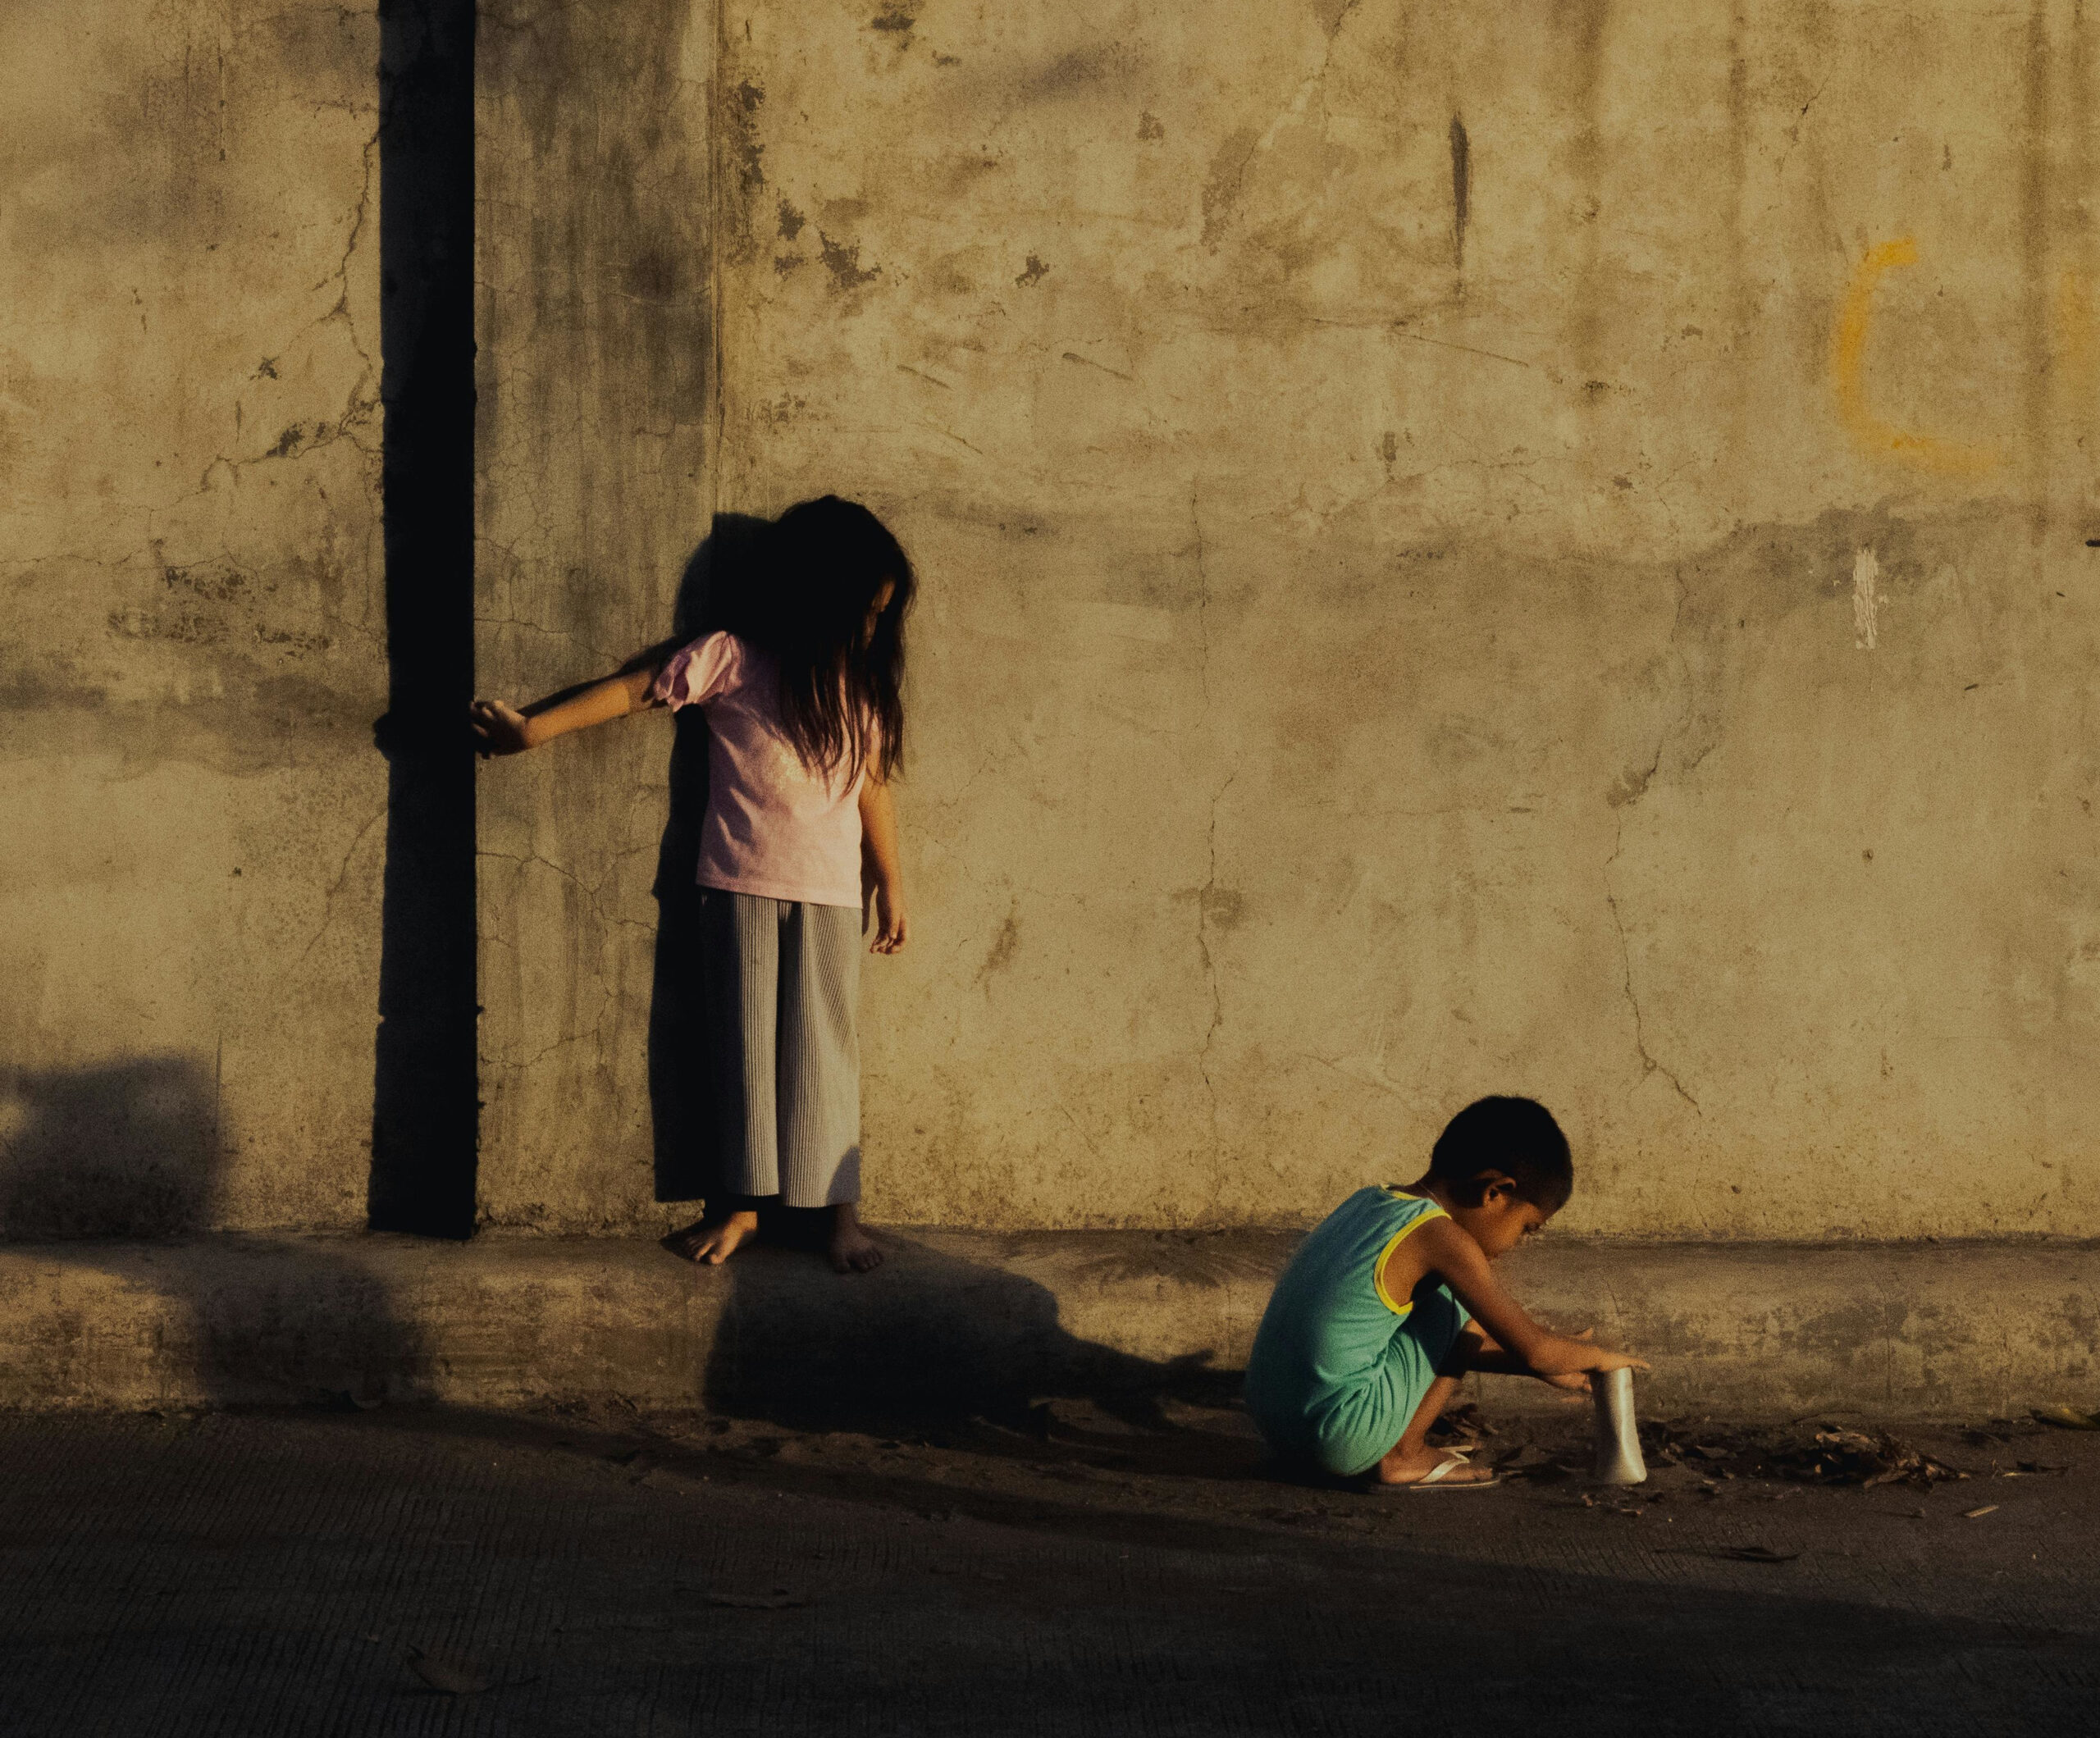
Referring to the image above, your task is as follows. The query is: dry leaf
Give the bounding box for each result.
[2031,1405,2100,1431]
[1961,1505,1998,1520]
[407,1647,491,1695]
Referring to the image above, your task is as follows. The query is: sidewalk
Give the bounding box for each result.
[2,1228,2095,1419]
[2,1402,2095,1735]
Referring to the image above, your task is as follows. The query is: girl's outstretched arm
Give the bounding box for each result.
[470,645,670,756]
[858,775,908,954]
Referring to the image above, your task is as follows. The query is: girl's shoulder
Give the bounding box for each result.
[656,630,755,709]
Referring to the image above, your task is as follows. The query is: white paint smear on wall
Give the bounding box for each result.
[1851,546,1881,650]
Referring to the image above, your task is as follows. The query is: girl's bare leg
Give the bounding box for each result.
[826,1202,883,1274]
[1373,1374,1494,1485]
[661,1202,762,1266]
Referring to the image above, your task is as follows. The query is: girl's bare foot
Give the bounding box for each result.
[1374,1443,1496,1487]
[826,1203,883,1275]
[661,1209,760,1266]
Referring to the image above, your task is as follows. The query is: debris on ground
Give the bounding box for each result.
[407,1646,492,1695]
[1427,1403,1494,1449]
[1961,1505,1998,1520]
[1492,1443,1582,1482]
[1778,1428,1968,1489]
[705,1587,810,1610]
[2032,1404,2100,1431]
[1635,1421,1968,1489]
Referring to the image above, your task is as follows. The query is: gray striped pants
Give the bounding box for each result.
[696,887,862,1207]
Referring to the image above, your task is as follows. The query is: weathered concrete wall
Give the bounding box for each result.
[688,0,2100,1236]
[9,2,2096,1244]
[0,3,385,1234]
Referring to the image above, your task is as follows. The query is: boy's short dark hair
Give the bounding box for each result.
[1428,1097,1573,1212]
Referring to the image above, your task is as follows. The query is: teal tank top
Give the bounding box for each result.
[1243,1187,1473,1471]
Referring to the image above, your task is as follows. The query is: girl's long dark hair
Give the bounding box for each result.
[728,496,912,786]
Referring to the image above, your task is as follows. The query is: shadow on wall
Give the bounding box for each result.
[647,513,771,1209]
[0,1058,430,1407]
[368,0,477,1238]
[0,1065,1253,1428]
[0,1059,221,1240]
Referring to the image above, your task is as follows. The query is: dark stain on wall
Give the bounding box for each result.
[625,248,682,302]
[1449,114,1470,279]
[1201,126,1258,249]
[1554,0,1610,378]
[720,78,767,257]
[975,905,1020,986]
[819,232,882,291]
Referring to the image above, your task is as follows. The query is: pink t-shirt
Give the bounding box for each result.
[652,632,867,908]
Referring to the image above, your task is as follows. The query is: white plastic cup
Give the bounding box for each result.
[1591,1366,1648,1485]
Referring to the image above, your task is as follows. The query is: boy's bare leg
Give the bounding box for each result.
[661,1204,762,1266]
[826,1202,883,1274]
[1373,1374,1495,1485]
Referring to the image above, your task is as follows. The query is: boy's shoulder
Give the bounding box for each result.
[1317,1184,1440,1234]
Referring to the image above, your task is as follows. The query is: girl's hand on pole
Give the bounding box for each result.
[469,699,533,756]
[869,883,909,954]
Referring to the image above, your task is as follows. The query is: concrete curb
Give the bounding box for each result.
[1,1230,2095,1421]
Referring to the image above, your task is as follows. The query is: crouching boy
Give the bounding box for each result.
[1244,1096,1646,1489]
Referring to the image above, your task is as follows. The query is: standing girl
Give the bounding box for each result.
[470,497,913,1274]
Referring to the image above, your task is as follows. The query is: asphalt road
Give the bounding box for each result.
[2,1395,2095,1736]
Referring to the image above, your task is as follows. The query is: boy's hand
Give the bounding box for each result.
[867,882,909,955]
[1532,1329,1648,1393]
[1559,1326,1650,1377]
[470,699,533,756]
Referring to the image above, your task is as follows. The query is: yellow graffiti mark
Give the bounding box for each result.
[1831,239,2001,476]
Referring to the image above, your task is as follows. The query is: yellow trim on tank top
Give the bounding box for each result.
[1371,1190,1449,1316]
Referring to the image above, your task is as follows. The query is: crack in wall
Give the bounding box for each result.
[1596,560,1717,1113]
[1255,0,1361,154]
[1603,813,1700,1113]
[1194,769,1236,1139]
[1201,0,1361,249]
[1186,476,1230,1144]
[476,846,656,937]
[180,131,381,505]
[474,849,641,1085]
[295,801,389,970]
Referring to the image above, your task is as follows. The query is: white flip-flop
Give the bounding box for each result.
[1385,1449,1503,1492]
